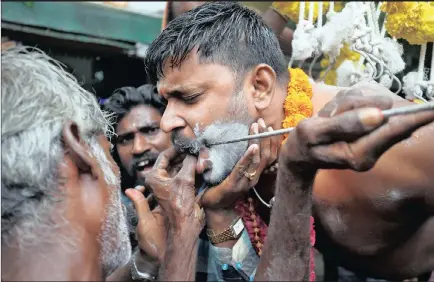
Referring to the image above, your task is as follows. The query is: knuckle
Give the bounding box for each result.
[342,144,377,171]
[296,119,317,145]
[174,175,194,187]
[376,95,393,108]
[349,157,376,172]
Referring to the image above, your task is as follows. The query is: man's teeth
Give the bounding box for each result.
[138,160,150,167]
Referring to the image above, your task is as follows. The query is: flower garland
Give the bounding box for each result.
[271,1,345,24]
[283,68,314,137]
[381,2,434,45]
[320,43,362,86]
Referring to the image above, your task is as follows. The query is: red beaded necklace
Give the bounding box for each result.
[234,167,316,281]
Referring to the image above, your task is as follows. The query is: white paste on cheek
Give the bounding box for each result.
[198,122,249,185]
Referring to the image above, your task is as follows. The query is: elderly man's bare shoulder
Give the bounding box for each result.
[310,80,404,115]
[307,80,434,279]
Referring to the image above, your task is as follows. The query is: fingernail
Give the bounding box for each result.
[268,126,273,132]
[253,145,260,164]
[330,107,338,117]
[258,118,266,128]
[252,123,259,134]
[358,108,384,127]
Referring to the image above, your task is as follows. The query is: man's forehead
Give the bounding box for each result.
[158,81,201,95]
[157,52,202,93]
[117,105,160,133]
[157,58,236,95]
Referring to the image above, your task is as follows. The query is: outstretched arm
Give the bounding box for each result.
[145,150,205,281]
[255,95,434,281]
[315,82,434,216]
[254,166,313,281]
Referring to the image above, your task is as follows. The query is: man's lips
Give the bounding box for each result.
[134,159,156,172]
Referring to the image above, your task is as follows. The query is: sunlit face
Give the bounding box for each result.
[115,105,171,180]
[93,135,131,277]
[158,52,255,185]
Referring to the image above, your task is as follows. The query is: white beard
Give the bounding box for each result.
[197,121,249,185]
[99,187,132,277]
[90,139,132,278]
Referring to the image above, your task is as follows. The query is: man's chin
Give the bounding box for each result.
[202,169,230,187]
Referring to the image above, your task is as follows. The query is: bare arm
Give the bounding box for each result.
[260,6,293,56]
[255,167,313,281]
[314,82,434,214]
[261,7,288,36]
[144,150,205,281]
[255,94,434,281]
[159,230,199,281]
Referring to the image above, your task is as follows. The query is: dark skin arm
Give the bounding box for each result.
[160,230,199,281]
[145,149,205,281]
[261,6,293,56]
[255,166,313,280]
[255,99,434,280]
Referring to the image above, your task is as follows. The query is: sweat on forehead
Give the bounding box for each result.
[144,1,287,86]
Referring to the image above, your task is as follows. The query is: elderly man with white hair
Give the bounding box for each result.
[1,46,133,280]
[1,46,205,282]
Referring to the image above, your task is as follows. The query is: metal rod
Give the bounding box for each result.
[382,101,434,118]
[208,102,434,146]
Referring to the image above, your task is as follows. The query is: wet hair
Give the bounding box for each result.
[102,84,166,125]
[145,1,288,86]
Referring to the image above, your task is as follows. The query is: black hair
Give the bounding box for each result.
[102,84,166,124]
[145,1,288,86]
[102,85,166,191]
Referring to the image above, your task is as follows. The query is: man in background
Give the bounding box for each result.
[102,85,170,191]
[102,85,171,249]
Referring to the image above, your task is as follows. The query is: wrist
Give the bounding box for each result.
[205,208,238,234]
[135,250,159,276]
[278,147,318,181]
[167,223,202,242]
[276,163,316,197]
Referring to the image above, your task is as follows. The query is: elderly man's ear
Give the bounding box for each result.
[62,121,98,179]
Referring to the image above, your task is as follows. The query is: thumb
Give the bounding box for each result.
[176,155,197,185]
[125,188,151,221]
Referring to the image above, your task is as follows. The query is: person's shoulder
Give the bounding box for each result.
[310,81,345,115]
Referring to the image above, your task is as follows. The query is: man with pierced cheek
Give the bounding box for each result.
[143,2,434,281]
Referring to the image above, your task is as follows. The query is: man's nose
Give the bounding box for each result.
[160,102,186,133]
[132,134,151,156]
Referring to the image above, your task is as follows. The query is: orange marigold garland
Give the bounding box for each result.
[282,68,314,139]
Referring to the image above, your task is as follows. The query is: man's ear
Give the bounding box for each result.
[249,64,277,111]
[62,121,97,179]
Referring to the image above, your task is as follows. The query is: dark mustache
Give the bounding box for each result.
[171,130,202,155]
[132,151,161,167]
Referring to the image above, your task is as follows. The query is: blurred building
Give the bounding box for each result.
[2,1,164,99]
